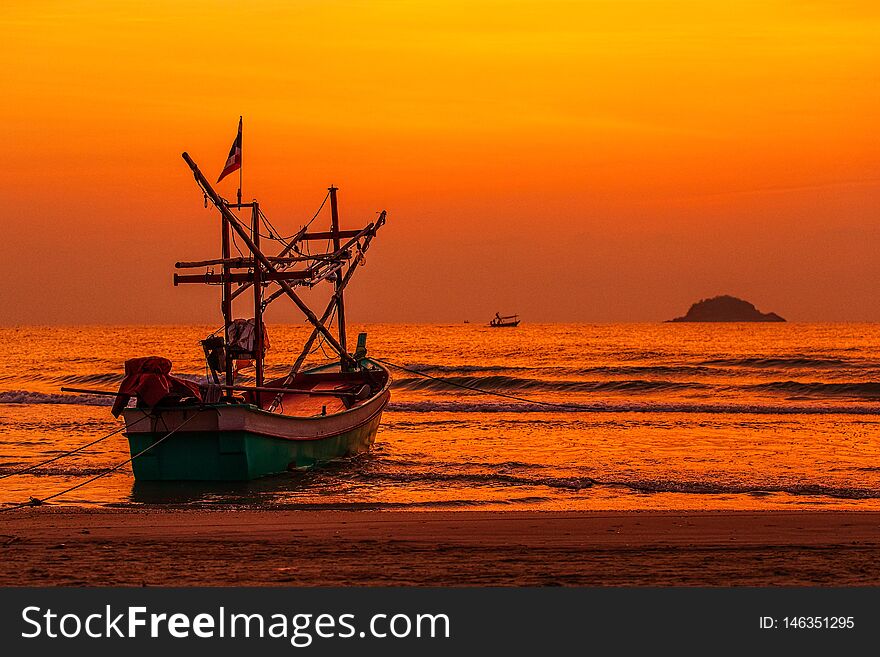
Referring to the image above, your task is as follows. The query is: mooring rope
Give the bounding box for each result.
[0,412,199,513]
[0,414,151,481]
[371,357,593,412]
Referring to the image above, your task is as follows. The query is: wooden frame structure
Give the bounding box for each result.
[177,152,387,398]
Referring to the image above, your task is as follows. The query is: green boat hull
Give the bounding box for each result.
[127,409,383,481]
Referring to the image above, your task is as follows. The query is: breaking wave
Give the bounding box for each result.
[597,478,880,499]
[354,470,595,490]
[408,363,723,377]
[59,373,124,385]
[702,357,851,368]
[347,469,880,501]
[578,365,717,376]
[404,363,531,374]
[393,375,706,393]
[748,381,880,399]
[386,400,880,415]
[0,465,119,477]
[0,390,113,406]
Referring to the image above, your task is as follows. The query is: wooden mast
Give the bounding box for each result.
[328,186,348,369]
[221,212,234,387]
[182,152,357,370]
[252,201,264,395]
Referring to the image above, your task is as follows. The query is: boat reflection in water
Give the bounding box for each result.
[129,453,379,507]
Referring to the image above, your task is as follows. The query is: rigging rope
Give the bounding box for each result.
[230,230,245,258]
[0,415,150,481]
[259,191,330,245]
[315,306,339,360]
[0,412,199,513]
[371,357,596,412]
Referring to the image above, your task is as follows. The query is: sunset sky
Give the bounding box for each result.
[2,0,878,323]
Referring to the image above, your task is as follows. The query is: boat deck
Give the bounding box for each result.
[253,368,388,418]
[270,381,348,416]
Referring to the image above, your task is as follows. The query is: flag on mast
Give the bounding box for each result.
[217,117,242,183]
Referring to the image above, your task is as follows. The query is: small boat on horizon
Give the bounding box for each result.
[489,312,520,328]
[70,148,391,481]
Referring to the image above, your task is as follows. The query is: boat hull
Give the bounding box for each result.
[122,386,389,481]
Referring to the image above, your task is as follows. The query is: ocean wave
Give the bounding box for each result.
[0,371,207,387]
[355,470,596,490]
[60,373,124,385]
[384,458,548,470]
[748,381,880,399]
[578,365,717,376]
[404,363,531,374]
[350,469,880,500]
[406,363,722,378]
[598,478,880,500]
[5,386,879,414]
[393,374,705,393]
[111,497,555,511]
[0,465,119,477]
[385,400,880,415]
[702,357,851,368]
[0,390,113,406]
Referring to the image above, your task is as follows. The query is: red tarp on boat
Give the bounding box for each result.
[112,356,202,417]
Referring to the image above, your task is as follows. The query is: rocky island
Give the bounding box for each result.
[668,295,785,322]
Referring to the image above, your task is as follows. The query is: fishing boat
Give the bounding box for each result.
[70,152,391,481]
[489,312,520,328]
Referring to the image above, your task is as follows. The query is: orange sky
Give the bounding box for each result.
[1,0,878,323]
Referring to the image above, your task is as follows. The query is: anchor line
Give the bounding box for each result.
[371,357,595,411]
[0,414,151,481]
[0,412,199,513]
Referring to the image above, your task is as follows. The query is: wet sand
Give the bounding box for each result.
[2,509,879,586]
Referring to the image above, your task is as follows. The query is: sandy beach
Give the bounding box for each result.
[2,509,879,586]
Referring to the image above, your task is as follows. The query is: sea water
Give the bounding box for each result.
[1,323,879,510]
